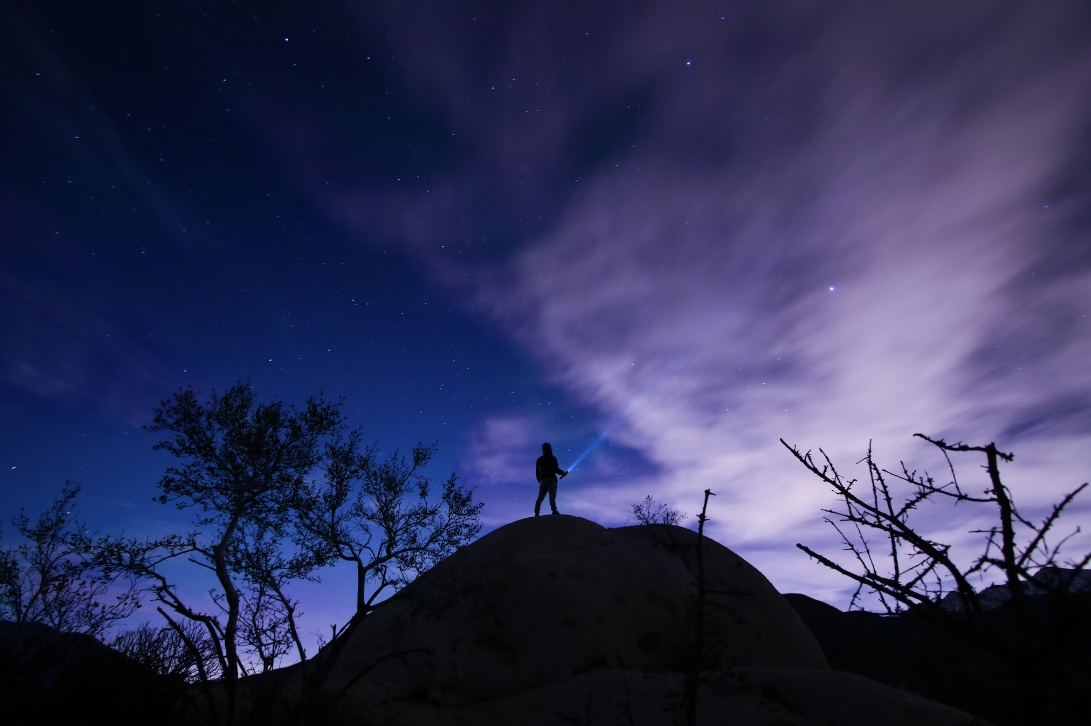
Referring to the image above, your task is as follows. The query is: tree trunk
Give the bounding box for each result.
[213,516,242,726]
[356,561,367,615]
[684,488,715,726]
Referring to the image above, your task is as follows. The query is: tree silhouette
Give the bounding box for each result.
[785,433,1091,723]
[90,382,486,725]
[295,431,483,616]
[0,482,139,638]
[683,488,715,726]
[628,495,686,526]
[97,382,344,725]
[111,619,222,683]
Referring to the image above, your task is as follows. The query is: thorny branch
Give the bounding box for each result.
[784,433,1091,715]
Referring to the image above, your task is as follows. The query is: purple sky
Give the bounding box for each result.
[323,0,1091,590]
[2,0,1090,656]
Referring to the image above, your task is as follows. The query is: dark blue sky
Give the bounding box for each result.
[1,2,569,480]
[3,0,1091,642]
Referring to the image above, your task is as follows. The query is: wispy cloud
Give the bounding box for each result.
[0,262,178,424]
[462,414,543,525]
[322,1,1091,601]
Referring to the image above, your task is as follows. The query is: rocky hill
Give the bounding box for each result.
[0,619,185,723]
[786,588,1091,726]
[235,516,982,725]
[4,516,1001,724]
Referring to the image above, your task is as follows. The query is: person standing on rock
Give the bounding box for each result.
[534,442,568,516]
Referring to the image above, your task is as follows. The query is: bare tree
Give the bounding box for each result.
[296,431,483,617]
[93,383,484,725]
[0,482,139,639]
[683,489,715,726]
[230,520,322,671]
[784,433,1091,721]
[97,383,345,726]
[629,495,686,527]
[784,434,1090,616]
[111,618,222,683]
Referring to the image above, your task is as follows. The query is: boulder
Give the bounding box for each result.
[237,516,984,725]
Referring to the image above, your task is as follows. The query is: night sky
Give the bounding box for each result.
[3,0,1090,645]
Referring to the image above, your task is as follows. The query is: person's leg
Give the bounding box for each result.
[534,481,548,516]
[549,480,558,514]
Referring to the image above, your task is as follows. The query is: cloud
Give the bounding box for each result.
[0,261,179,424]
[324,1,1091,602]
[466,416,539,481]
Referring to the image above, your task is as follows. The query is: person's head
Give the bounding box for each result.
[542,442,552,455]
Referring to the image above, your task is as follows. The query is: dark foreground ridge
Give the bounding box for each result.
[2,517,992,725]
[786,589,1091,726]
[0,619,187,724]
[226,516,980,725]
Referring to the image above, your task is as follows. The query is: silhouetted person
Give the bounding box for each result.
[534,442,568,516]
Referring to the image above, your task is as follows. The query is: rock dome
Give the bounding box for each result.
[321,515,827,705]
[239,516,982,725]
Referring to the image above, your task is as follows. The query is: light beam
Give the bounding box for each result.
[567,426,614,472]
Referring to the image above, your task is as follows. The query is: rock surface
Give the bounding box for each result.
[786,590,1091,726]
[0,620,184,723]
[243,516,984,725]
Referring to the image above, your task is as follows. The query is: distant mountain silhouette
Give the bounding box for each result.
[936,566,1091,612]
[0,619,185,723]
